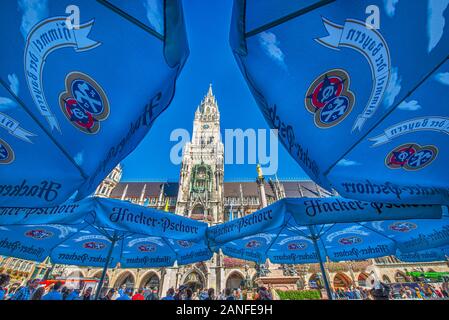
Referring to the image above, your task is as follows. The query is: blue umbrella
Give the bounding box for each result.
[0,0,189,207]
[230,0,449,204]
[208,198,449,299]
[0,197,211,299]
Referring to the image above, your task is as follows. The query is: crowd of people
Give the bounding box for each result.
[2,273,448,301]
[90,285,274,301]
[0,273,274,301]
[331,279,449,300]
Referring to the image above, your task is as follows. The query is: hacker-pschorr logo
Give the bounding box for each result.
[338,236,362,245]
[305,69,355,128]
[83,241,106,250]
[138,244,157,252]
[25,229,53,240]
[385,143,438,171]
[59,72,110,134]
[0,138,14,164]
[389,222,417,233]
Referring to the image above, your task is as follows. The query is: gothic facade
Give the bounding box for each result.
[2,86,448,295]
[87,86,449,294]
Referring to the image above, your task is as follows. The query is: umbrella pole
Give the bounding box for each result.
[309,227,333,300]
[94,237,117,300]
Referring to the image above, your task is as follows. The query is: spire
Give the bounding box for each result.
[207,83,213,97]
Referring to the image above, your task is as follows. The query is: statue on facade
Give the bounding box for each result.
[255,263,271,277]
[281,264,298,277]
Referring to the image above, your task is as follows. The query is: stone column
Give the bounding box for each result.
[256,164,267,208]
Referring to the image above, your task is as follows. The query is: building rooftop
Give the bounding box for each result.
[109,180,331,199]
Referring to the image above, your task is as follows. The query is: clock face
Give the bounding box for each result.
[203,124,209,129]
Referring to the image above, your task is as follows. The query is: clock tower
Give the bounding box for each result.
[175,84,224,224]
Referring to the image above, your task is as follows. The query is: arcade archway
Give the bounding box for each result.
[333,273,353,289]
[394,271,407,283]
[357,273,369,287]
[139,272,160,290]
[308,273,323,289]
[114,271,136,290]
[183,271,205,292]
[226,271,244,290]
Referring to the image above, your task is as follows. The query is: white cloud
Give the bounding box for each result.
[0,97,17,111]
[258,31,287,69]
[435,72,449,85]
[383,67,402,108]
[0,74,20,111]
[143,0,163,35]
[337,159,361,167]
[397,100,421,111]
[74,151,84,166]
[7,73,19,95]
[427,0,449,52]
[384,0,400,17]
[18,0,49,40]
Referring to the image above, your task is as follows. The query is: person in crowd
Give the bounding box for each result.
[132,288,145,300]
[42,281,63,300]
[101,288,116,300]
[414,287,423,299]
[162,288,175,300]
[441,287,449,298]
[118,284,126,298]
[0,274,10,300]
[226,288,235,300]
[162,287,175,300]
[116,288,133,300]
[370,279,390,300]
[66,288,81,300]
[175,285,187,300]
[31,286,46,300]
[233,288,242,300]
[258,287,273,300]
[82,287,93,301]
[353,287,362,300]
[145,287,159,300]
[184,288,193,300]
[206,288,215,300]
[11,279,40,300]
[198,289,209,300]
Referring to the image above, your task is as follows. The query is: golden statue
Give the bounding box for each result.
[256,164,264,179]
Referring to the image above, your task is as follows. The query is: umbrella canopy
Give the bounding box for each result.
[0,0,189,207]
[208,197,447,298]
[0,224,212,268]
[0,197,211,267]
[210,216,449,265]
[230,0,449,204]
[208,197,445,244]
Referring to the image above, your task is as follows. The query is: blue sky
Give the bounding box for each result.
[121,0,309,182]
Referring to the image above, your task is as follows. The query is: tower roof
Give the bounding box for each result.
[207,83,213,97]
[196,83,219,115]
